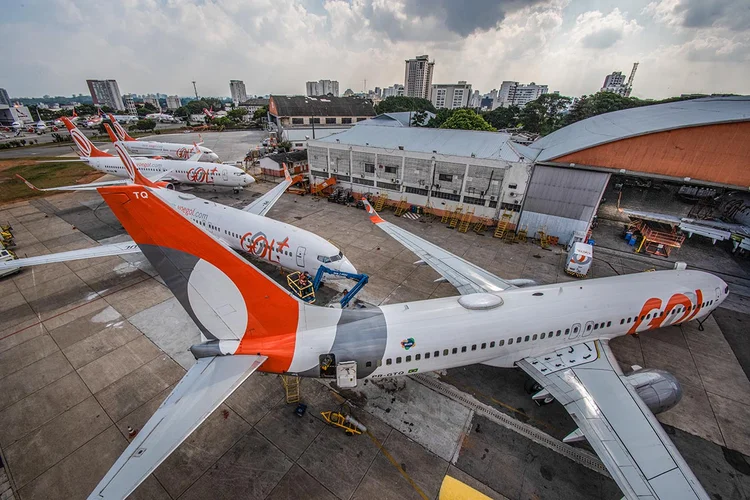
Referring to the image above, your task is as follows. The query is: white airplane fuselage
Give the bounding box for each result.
[156,189,356,277]
[123,141,219,162]
[281,269,727,379]
[86,156,253,189]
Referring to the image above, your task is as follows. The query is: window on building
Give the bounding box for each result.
[357,117,368,122]
[292,117,304,125]
[312,117,321,124]
[364,163,375,173]
[326,117,336,124]
[384,165,398,174]
[438,173,453,182]
[342,117,352,124]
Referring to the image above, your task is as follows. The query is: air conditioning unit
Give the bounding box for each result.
[453,190,458,194]
[490,196,496,201]
[394,179,400,184]
[360,174,365,178]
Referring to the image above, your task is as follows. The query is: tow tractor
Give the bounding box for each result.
[287,265,369,309]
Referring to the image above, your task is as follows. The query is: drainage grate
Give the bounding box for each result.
[411,373,610,477]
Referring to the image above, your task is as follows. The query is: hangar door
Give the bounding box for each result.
[518,166,609,244]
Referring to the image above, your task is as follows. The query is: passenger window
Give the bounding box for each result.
[366,361,372,367]
[498,340,504,346]
[541,332,546,339]
[508,338,513,345]
[620,319,624,324]
[586,324,592,331]
[524,335,529,342]
[627,317,631,323]
[443,349,449,356]
[405,355,411,362]
[641,315,645,321]
[600,322,605,328]
[556,330,561,335]
[481,343,486,349]
[386,359,392,365]
[471,345,477,351]
[452,348,458,354]
[461,346,467,353]
[572,326,578,333]
[646,314,651,319]
[532,334,537,340]
[435,351,440,357]
[594,324,599,330]
[606,321,611,327]
[396,357,402,364]
[490,341,495,348]
[516,337,522,343]
[415,354,421,361]
[425,352,430,359]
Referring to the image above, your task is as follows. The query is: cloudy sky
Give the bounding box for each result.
[3,0,748,99]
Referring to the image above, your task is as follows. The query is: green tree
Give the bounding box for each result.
[518,94,572,135]
[277,140,292,152]
[212,116,232,127]
[227,108,248,122]
[252,106,268,121]
[374,96,436,114]
[439,109,495,131]
[482,105,520,130]
[132,119,157,132]
[426,108,455,128]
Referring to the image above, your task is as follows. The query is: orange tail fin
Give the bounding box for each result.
[103,123,118,143]
[113,142,157,187]
[108,114,137,141]
[61,117,112,158]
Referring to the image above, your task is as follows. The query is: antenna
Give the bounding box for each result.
[626,62,639,95]
[192,81,199,99]
[364,78,367,93]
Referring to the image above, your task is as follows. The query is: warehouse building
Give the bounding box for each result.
[307,125,532,220]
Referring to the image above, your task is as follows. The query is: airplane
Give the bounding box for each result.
[53,108,79,127]
[203,106,216,120]
[82,183,724,498]
[145,112,177,123]
[60,118,253,192]
[108,114,138,124]
[84,108,105,128]
[8,144,356,280]
[107,114,219,161]
[34,110,47,133]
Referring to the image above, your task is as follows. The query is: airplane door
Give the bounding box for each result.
[296,246,306,268]
[715,288,721,301]
[569,323,581,340]
[582,321,594,337]
[222,169,228,181]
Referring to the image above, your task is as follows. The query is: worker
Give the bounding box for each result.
[299,272,310,288]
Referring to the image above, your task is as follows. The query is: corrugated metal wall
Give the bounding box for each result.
[519,166,609,243]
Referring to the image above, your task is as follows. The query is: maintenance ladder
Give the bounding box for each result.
[472,217,490,235]
[448,205,463,229]
[394,197,409,216]
[493,211,512,239]
[457,208,475,233]
[538,226,550,249]
[374,193,389,212]
[281,375,300,404]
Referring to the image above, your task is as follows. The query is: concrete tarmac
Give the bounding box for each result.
[0,181,748,499]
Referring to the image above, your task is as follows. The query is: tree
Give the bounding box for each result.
[212,116,232,128]
[252,106,268,121]
[277,140,292,152]
[411,110,429,127]
[518,93,572,135]
[439,109,495,131]
[132,119,157,132]
[143,103,158,112]
[482,105,520,130]
[426,108,455,128]
[374,96,436,114]
[227,108,248,122]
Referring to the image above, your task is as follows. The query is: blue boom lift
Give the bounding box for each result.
[312,265,369,308]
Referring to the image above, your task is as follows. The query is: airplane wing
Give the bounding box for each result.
[90,354,267,499]
[516,340,709,500]
[0,241,140,270]
[362,199,516,294]
[242,165,292,216]
[16,175,128,191]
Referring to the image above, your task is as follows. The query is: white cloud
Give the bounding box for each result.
[570,8,642,49]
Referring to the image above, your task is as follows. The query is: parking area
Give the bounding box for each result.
[0,180,748,499]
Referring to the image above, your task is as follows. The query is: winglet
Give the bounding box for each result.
[108,114,137,141]
[361,198,385,224]
[283,163,291,182]
[103,123,118,143]
[15,174,39,191]
[113,141,158,187]
[61,117,113,158]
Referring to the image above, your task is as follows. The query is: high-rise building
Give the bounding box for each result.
[143,95,160,110]
[86,79,125,110]
[374,87,381,97]
[123,94,137,115]
[601,63,638,97]
[382,84,405,98]
[430,81,472,109]
[229,80,248,105]
[404,55,434,100]
[0,88,10,107]
[495,81,548,108]
[166,95,182,110]
[305,80,340,97]
[468,90,481,109]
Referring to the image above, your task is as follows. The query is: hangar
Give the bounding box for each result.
[519,96,750,243]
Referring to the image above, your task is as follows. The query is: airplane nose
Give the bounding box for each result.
[244,174,255,184]
[338,258,358,275]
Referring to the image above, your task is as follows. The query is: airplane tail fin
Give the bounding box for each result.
[108,114,136,141]
[96,183,305,372]
[103,123,118,143]
[72,109,78,118]
[113,141,157,187]
[61,117,112,158]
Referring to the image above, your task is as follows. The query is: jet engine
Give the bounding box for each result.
[625,368,682,415]
[154,181,175,190]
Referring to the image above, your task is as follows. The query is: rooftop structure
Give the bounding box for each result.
[268,95,375,130]
[355,111,436,128]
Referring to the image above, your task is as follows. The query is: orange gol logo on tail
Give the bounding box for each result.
[628,289,704,334]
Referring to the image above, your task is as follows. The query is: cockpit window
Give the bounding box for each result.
[329,251,343,262]
[317,255,331,263]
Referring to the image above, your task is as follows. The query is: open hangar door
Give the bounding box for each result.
[518,165,609,245]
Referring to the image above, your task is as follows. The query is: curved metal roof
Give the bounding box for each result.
[529,96,750,162]
[355,111,436,127]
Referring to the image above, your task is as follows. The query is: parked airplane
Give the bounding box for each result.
[53,108,78,127]
[84,109,104,128]
[107,114,219,161]
[203,106,216,119]
[85,182,723,498]
[34,110,46,133]
[61,118,252,191]
[9,145,355,280]
[145,112,177,123]
[108,114,138,124]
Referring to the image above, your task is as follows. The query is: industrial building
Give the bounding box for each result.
[86,79,124,111]
[307,124,532,220]
[259,150,309,177]
[166,95,182,110]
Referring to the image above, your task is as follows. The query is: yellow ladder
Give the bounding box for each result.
[440,205,453,224]
[538,226,549,249]
[374,193,389,212]
[472,217,488,235]
[394,198,409,216]
[448,205,463,229]
[515,225,528,243]
[423,202,437,222]
[281,375,300,404]
[457,207,475,233]
[493,211,512,239]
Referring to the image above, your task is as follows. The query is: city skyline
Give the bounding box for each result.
[1,0,748,100]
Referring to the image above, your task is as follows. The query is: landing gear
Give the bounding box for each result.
[524,379,542,395]
[525,378,554,406]
[233,188,240,194]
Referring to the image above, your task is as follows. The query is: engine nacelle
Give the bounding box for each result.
[154,181,175,190]
[625,368,682,415]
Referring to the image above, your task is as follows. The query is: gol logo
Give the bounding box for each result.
[401,338,415,350]
[628,289,704,334]
[186,167,218,184]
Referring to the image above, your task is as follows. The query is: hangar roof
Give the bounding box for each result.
[529,96,750,162]
[355,111,436,127]
[314,125,524,162]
